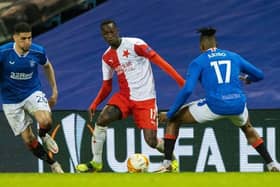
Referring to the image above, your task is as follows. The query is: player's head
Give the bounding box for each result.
[13,22,32,53]
[100,19,121,49]
[197,27,217,52]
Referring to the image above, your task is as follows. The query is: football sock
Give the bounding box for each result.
[254,141,273,164]
[92,124,107,163]
[38,124,51,137]
[164,134,177,161]
[28,139,55,165]
[156,138,176,160]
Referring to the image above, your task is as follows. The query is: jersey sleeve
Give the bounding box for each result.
[167,61,201,119]
[134,38,185,87]
[102,59,114,80]
[38,47,48,65]
[89,79,112,110]
[238,55,264,82]
[89,59,114,110]
[150,53,185,87]
[134,39,156,59]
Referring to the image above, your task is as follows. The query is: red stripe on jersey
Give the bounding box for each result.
[103,49,130,98]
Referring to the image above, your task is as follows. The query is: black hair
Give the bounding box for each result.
[197,27,216,36]
[197,27,217,50]
[13,22,31,34]
[100,19,117,29]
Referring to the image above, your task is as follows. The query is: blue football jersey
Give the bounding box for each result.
[167,48,264,118]
[0,42,48,103]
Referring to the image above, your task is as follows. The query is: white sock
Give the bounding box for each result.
[156,138,176,161]
[91,124,107,163]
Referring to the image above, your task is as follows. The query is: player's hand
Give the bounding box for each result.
[88,108,96,123]
[158,112,168,123]
[239,74,251,84]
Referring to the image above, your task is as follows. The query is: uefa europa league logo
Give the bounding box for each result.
[61,113,86,172]
[47,113,93,173]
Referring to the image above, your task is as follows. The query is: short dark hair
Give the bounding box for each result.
[13,22,32,34]
[197,27,216,36]
[100,19,117,29]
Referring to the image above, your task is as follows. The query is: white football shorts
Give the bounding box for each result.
[188,99,248,127]
[2,91,51,136]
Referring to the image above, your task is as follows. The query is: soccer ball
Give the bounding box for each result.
[127,153,149,173]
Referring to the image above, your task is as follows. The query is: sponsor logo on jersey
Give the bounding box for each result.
[10,72,33,80]
[115,61,134,75]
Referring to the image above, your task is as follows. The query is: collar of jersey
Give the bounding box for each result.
[13,42,30,58]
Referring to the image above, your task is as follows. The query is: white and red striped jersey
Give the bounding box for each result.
[102,37,157,101]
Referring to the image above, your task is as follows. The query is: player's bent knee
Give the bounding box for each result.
[95,119,107,127]
[145,137,157,148]
[37,118,52,127]
[96,115,111,127]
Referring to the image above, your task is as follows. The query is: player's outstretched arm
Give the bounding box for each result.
[88,79,112,122]
[150,54,185,87]
[239,56,264,82]
[43,61,58,108]
[167,62,200,119]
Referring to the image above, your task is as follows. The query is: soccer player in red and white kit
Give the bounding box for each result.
[76,20,185,172]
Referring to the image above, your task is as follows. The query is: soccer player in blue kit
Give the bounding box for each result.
[156,27,279,172]
[0,22,63,173]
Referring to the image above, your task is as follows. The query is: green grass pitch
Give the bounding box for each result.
[0,172,278,187]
